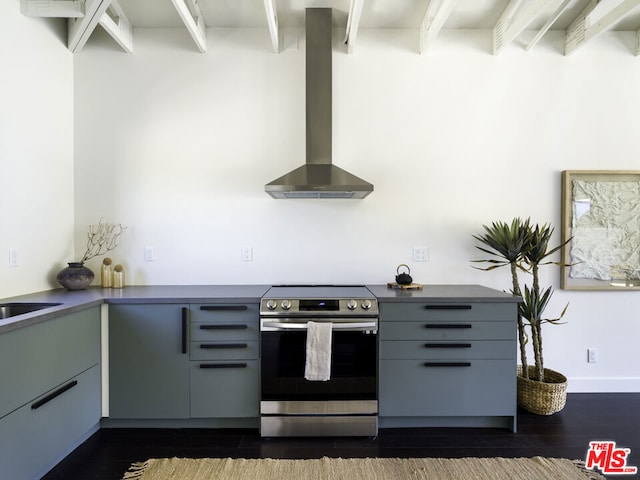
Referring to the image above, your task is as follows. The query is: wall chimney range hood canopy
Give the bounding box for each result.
[265,8,373,199]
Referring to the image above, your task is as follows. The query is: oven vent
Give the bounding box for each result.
[265,8,374,200]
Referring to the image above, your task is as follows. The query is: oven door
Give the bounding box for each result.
[260,318,377,403]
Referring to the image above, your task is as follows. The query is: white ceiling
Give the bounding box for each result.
[116,0,640,31]
[20,0,640,54]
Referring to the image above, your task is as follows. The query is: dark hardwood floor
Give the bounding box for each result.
[42,393,640,480]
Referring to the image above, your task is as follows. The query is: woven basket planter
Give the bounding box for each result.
[517,366,568,415]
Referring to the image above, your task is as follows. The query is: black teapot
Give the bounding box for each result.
[395,264,413,285]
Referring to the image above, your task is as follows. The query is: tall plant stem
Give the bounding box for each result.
[535,325,544,381]
[531,263,544,382]
[511,262,529,379]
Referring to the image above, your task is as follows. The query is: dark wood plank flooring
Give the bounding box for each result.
[42,393,640,479]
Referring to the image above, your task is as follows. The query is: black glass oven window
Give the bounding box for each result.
[261,330,377,401]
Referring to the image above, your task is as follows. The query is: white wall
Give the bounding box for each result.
[0,3,75,298]
[73,26,640,392]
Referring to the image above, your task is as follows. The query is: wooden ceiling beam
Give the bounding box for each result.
[21,0,84,17]
[566,0,640,55]
[99,0,133,53]
[419,0,459,54]
[262,0,279,53]
[170,0,207,53]
[344,0,364,55]
[68,0,113,53]
[493,0,556,55]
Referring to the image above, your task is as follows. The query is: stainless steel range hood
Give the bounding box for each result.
[265,8,373,199]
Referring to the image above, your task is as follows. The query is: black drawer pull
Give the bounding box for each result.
[31,380,78,410]
[200,324,248,330]
[424,324,472,329]
[199,363,247,369]
[181,307,188,354]
[199,343,248,349]
[200,305,248,311]
[424,305,472,310]
[423,362,472,367]
[424,343,471,349]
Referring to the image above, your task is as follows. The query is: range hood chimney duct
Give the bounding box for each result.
[265,8,373,199]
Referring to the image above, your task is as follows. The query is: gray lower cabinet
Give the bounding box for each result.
[189,304,260,418]
[378,301,517,431]
[109,304,190,419]
[0,308,101,480]
[109,303,259,421]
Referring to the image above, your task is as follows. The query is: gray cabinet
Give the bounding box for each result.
[189,304,259,418]
[109,303,259,421]
[109,304,190,419]
[379,301,517,431]
[0,308,101,480]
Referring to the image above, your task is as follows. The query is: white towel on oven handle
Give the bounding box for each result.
[304,321,333,381]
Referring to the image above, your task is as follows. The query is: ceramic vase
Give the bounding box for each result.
[57,262,95,290]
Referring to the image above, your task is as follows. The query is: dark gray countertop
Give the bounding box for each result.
[1,284,518,334]
[0,285,271,334]
[102,285,272,303]
[366,284,520,303]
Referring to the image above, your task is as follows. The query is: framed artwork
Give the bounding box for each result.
[561,170,640,290]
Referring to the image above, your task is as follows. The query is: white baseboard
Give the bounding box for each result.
[567,377,640,393]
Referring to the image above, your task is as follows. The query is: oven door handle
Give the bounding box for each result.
[261,321,377,331]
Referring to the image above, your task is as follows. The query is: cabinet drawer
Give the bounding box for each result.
[379,359,515,417]
[190,341,259,361]
[380,321,515,341]
[0,308,100,419]
[190,360,259,418]
[190,320,258,342]
[0,365,101,480]
[190,304,259,323]
[380,302,515,322]
[380,340,515,360]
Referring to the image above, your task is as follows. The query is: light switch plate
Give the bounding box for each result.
[241,246,253,262]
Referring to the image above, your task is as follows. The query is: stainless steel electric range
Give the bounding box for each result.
[259,285,378,437]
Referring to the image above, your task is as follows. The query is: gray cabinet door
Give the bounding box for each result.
[379,359,516,416]
[190,360,259,418]
[0,308,100,420]
[0,308,101,480]
[0,365,101,480]
[109,304,189,418]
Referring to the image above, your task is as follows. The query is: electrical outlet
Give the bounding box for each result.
[241,246,253,262]
[412,246,429,262]
[8,249,19,267]
[588,348,598,363]
[144,246,155,262]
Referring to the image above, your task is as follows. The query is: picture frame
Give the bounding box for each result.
[561,170,640,290]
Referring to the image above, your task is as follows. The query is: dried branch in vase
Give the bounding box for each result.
[81,219,127,262]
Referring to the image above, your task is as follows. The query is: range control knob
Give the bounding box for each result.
[281,300,292,310]
[346,299,358,310]
[361,299,372,310]
[266,299,277,310]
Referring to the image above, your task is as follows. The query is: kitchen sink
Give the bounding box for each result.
[0,302,62,319]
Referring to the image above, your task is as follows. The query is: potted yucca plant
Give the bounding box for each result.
[473,218,570,415]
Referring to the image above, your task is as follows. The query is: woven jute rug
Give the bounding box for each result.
[122,456,606,480]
